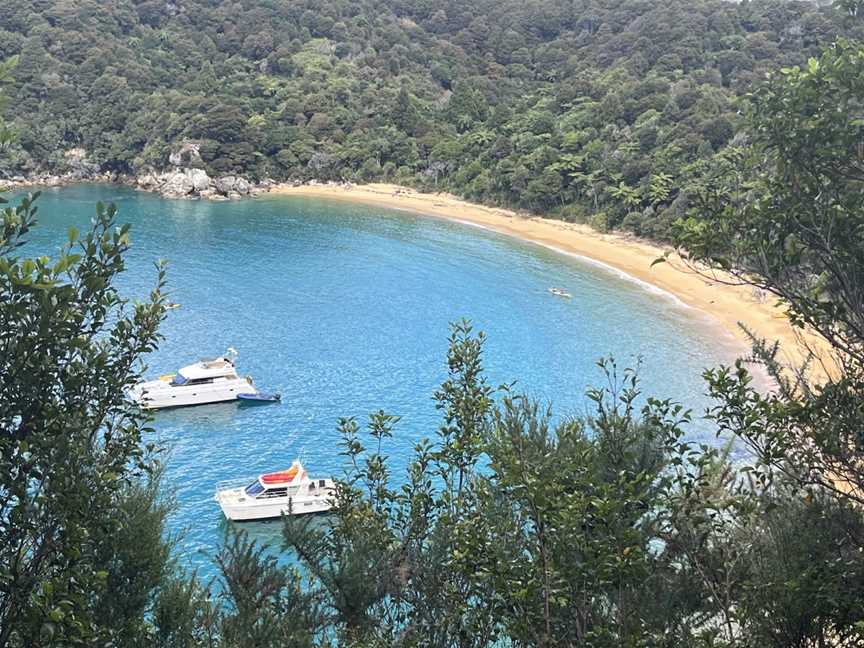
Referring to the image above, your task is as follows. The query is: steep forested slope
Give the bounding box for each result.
[0,0,860,237]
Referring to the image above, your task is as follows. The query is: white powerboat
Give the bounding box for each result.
[128,349,258,409]
[214,459,335,521]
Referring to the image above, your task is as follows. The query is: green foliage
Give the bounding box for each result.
[92,465,178,647]
[675,39,864,506]
[470,365,678,646]
[267,329,864,647]
[0,56,16,151]
[151,574,215,648]
[668,37,864,647]
[736,489,864,647]
[0,194,170,646]
[1,1,862,238]
[589,211,609,233]
[678,40,864,349]
[211,532,321,648]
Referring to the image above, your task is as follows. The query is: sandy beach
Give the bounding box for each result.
[270,182,819,373]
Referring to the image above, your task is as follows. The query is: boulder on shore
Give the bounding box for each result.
[234,178,251,195]
[137,173,158,190]
[215,175,237,195]
[131,167,265,200]
[161,170,194,197]
[188,168,210,193]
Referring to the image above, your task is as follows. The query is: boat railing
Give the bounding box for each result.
[215,477,253,492]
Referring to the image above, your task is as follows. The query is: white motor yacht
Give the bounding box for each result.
[214,459,335,521]
[128,349,258,409]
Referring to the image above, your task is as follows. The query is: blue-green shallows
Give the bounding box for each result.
[13,184,744,576]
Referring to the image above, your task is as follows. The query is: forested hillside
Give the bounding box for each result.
[3,7,864,644]
[0,0,861,237]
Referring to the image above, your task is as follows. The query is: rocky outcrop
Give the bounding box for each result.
[161,170,196,197]
[134,168,269,200]
[0,170,121,190]
[215,175,238,195]
[189,168,210,193]
[168,141,203,167]
[213,176,253,196]
[234,177,251,195]
[64,148,100,179]
[1,145,272,200]
[135,172,159,190]
[1,148,118,189]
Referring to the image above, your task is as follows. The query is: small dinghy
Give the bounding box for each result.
[548,287,572,299]
[237,391,281,405]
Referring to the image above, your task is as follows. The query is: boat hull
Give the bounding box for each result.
[215,483,336,521]
[219,497,334,521]
[128,376,255,409]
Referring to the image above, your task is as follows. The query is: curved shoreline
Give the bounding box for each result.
[267,183,811,371]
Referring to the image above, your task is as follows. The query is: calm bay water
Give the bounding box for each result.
[13,184,744,575]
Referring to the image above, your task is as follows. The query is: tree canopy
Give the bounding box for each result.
[676,37,864,510]
[1,0,863,239]
[3,4,864,647]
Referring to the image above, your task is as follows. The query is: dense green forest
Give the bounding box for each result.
[3,3,864,647]
[1,0,863,236]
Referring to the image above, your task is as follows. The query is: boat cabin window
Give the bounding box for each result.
[245,482,265,496]
[172,377,214,387]
[259,487,288,499]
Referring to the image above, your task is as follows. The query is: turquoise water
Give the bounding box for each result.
[11,184,743,574]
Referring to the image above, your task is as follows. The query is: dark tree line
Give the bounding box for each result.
[1,0,863,239]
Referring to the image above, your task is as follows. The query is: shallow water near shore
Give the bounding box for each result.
[12,184,745,577]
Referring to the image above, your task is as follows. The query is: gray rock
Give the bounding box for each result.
[64,148,99,178]
[215,176,237,195]
[188,168,211,193]
[137,173,158,189]
[169,141,203,167]
[161,170,194,197]
[133,167,260,200]
[234,178,251,195]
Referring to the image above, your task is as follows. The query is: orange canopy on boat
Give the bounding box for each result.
[261,464,303,485]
